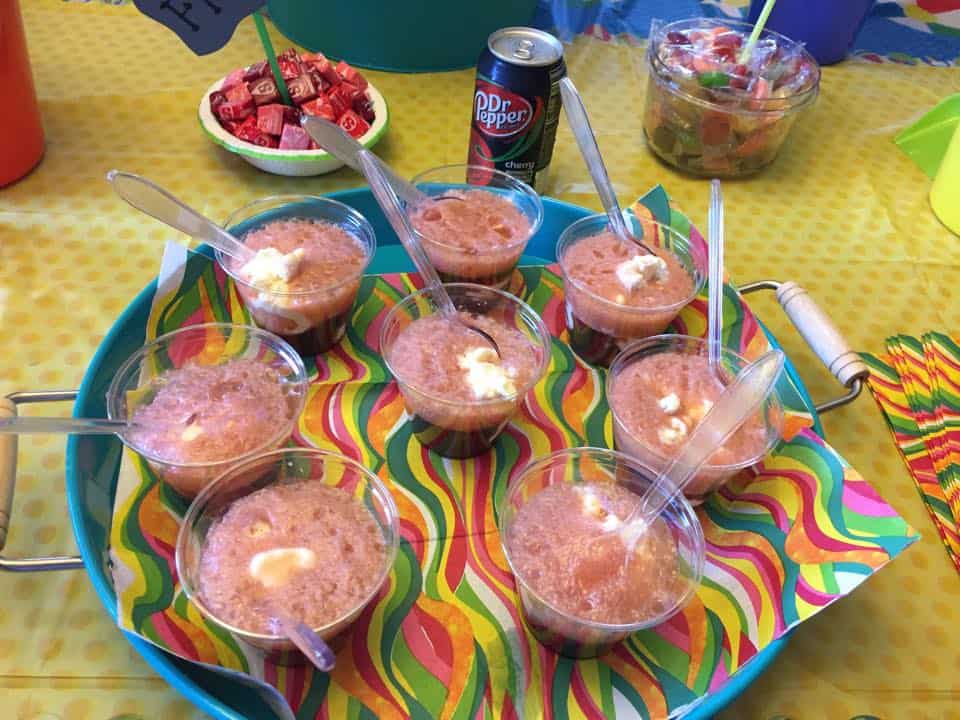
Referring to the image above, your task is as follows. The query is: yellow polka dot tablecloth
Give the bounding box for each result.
[1,1,959,719]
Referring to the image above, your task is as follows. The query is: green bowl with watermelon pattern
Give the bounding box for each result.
[197,75,389,177]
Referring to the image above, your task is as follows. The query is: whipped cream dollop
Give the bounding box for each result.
[180,424,204,442]
[658,393,681,415]
[240,247,306,293]
[615,254,669,291]
[658,416,689,446]
[575,486,622,532]
[248,547,317,589]
[457,346,518,399]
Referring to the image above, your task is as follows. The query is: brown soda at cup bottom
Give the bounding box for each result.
[435,263,516,291]
[409,413,509,458]
[401,385,518,458]
[516,580,629,659]
[425,240,524,290]
[275,307,352,356]
[564,299,677,368]
[236,278,361,356]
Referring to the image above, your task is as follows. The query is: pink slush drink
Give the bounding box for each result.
[177,448,399,660]
[558,214,706,367]
[407,164,543,289]
[499,448,704,658]
[219,195,376,356]
[107,324,307,498]
[381,283,550,458]
[607,335,783,503]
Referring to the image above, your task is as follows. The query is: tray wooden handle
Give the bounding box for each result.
[741,280,868,414]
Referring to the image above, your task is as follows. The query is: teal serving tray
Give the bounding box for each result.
[66,191,810,719]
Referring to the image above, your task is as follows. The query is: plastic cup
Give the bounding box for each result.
[217,195,376,356]
[407,164,543,289]
[642,17,820,177]
[380,283,551,458]
[106,323,308,499]
[607,334,784,504]
[498,447,705,658]
[176,447,399,662]
[557,213,706,367]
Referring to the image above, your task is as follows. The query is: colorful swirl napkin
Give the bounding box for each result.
[863,333,960,575]
[109,189,917,719]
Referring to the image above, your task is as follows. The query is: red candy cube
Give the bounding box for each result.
[252,134,279,149]
[243,61,269,82]
[353,95,376,124]
[307,69,331,94]
[278,58,302,81]
[221,119,243,135]
[209,90,228,114]
[300,51,328,65]
[337,109,370,139]
[301,96,337,122]
[326,86,350,118]
[220,68,246,90]
[312,58,341,87]
[249,76,280,106]
[279,123,312,150]
[335,61,367,91]
[218,100,254,121]
[234,115,262,142]
[337,81,361,106]
[286,74,317,104]
[282,105,303,124]
[224,82,254,107]
[256,104,286,136]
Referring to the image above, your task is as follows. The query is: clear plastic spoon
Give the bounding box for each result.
[106,171,255,264]
[356,150,501,356]
[269,612,336,673]
[299,117,462,206]
[559,77,656,256]
[577,349,784,567]
[0,417,136,435]
[707,179,724,373]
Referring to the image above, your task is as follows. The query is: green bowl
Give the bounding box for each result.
[197,75,389,177]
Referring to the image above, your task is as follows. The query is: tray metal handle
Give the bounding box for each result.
[740,280,869,414]
[0,391,85,572]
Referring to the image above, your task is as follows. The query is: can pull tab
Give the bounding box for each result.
[514,39,534,60]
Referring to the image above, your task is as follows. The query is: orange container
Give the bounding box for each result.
[1,0,44,186]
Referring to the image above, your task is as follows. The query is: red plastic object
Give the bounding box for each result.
[1,0,44,186]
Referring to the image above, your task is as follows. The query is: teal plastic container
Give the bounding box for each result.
[265,0,537,72]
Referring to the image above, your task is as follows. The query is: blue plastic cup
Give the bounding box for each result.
[748,0,876,65]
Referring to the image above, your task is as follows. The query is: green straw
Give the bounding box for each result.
[739,0,777,64]
[252,10,292,106]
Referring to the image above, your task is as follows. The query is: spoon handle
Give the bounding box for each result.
[558,77,630,239]
[106,171,254,263]
[357,151,458,318]
[272,613,336,673]
[300,116,424,206]
[0,417,132,435]
[638,349,785,521]
[707,179,725,372]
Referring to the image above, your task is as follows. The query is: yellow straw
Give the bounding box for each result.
[739,0,778,64]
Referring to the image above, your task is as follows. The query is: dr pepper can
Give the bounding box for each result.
[468,27,566,192]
